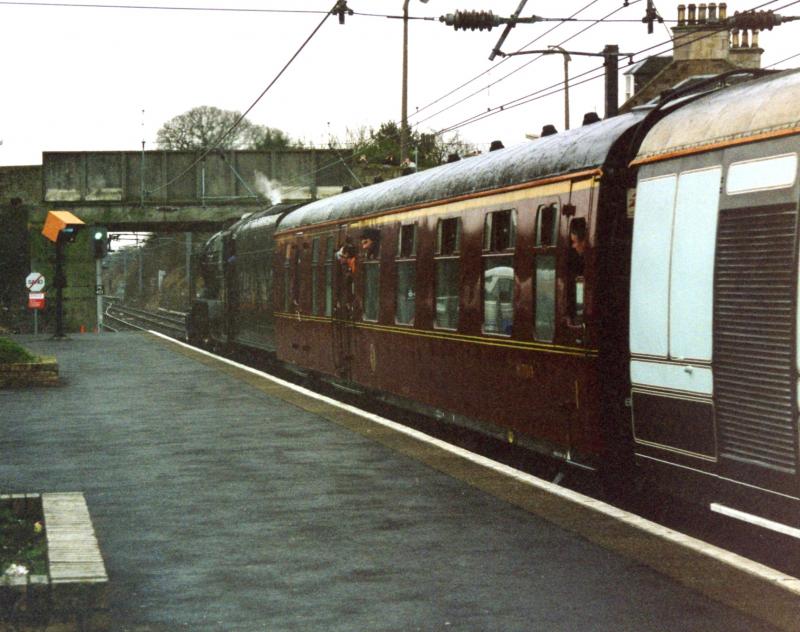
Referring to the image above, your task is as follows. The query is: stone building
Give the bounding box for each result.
[621,3,766,111]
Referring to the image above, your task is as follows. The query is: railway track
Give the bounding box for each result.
[103,299,187,339]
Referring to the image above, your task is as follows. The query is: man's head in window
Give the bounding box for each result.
[360,228,380,259]
[569,218,587,256]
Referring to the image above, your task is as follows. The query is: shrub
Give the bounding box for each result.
[0,338,38,364]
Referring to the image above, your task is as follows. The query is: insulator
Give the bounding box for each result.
[332,0,353,25]
[441,10,501,31]
[730,10,783,31]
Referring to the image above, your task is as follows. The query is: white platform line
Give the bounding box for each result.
[711,503,800,540]
[150,330,800,595]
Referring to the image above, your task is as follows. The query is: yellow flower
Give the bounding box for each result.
[33,521,43,533]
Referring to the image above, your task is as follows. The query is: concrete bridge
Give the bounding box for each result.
[35,148,363,231]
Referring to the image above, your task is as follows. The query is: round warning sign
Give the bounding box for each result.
[26,272,46,293]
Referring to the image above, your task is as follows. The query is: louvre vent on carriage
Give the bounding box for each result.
[714,205,798,475]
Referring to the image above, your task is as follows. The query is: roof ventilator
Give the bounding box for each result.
[583,112,601,125]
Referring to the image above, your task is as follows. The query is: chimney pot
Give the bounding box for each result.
[709,2,717,21]
[699,3,707,23]
[677,4,686,25]
[731,28,739,48]
[719,2,726,20]
[741,29,749,47]
[688,3,696,24]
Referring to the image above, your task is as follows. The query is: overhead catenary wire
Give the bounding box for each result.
[147,2,337,196]
[765,50,800,66]
[246,0,800,197]
[12,0,793,202]
[407,0,611,123]
[418,0,790,129]
[410,0,643,129]
[0,0,623,130]
[0,0,629,22]
[252,0,800,197]
[620,0,789,62]
[414,0,796,133]
[431,0,797,136]
[0,1,331,13]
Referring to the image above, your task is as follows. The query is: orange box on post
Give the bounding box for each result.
[42,211,85,243]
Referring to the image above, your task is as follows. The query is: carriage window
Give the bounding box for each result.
[435,259,459,330]
[533,204,559,341]
[282,265,289,312]
[536,204,558,247]
[398,223,417,257]
[363,262,380,322]
[567,218,587,326]
[283,244,300,312]
[483,211,515,334]
[534,256,556,341]
[435,218,461,330]
[483,258,514,335]
[436,217,461,255]
[396,263,416,325]
[396,223,417,325]
[311,237,321,315]
[727,153,797,195]
[483,209,517,251]
[324,236,334,317]
[290,243,301,310]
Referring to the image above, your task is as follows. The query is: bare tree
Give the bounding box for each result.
[156,106,294,151]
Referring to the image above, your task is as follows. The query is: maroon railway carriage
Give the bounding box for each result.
[189,70,800,530]
[271,113,645,470]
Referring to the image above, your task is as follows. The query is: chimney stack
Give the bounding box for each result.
[672,1,732,62]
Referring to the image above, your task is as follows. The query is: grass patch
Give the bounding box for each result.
[0,338,38,365]
[0,502,47,576]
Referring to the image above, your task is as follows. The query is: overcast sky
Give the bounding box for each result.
[1,0,799,166]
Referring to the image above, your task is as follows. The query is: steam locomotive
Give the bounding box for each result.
[189,69,800,531]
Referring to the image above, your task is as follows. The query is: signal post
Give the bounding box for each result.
[41,211,85,339]
[91,227,108,333]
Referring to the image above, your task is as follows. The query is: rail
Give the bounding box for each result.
[102,298,186,339]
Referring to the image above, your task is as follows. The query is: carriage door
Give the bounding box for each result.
[714,151,800,495]
[332,226,355,379]
[223,235,237,343]
[630,165,721,463]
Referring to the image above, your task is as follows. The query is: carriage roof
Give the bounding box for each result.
[635,69,800,164]
[277,111,646,233]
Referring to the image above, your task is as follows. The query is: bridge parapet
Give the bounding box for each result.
[42,148,357,207]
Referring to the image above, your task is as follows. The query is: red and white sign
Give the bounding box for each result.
[28,292,46,310]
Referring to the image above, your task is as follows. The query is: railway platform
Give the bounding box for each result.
[1,331,798,631]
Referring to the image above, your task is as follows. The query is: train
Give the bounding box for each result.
[188,68,800,532]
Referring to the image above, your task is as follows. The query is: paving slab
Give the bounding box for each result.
[0,332,784,631]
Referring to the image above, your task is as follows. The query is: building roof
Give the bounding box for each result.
[621,59,740,111]
[623,56,672,77]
